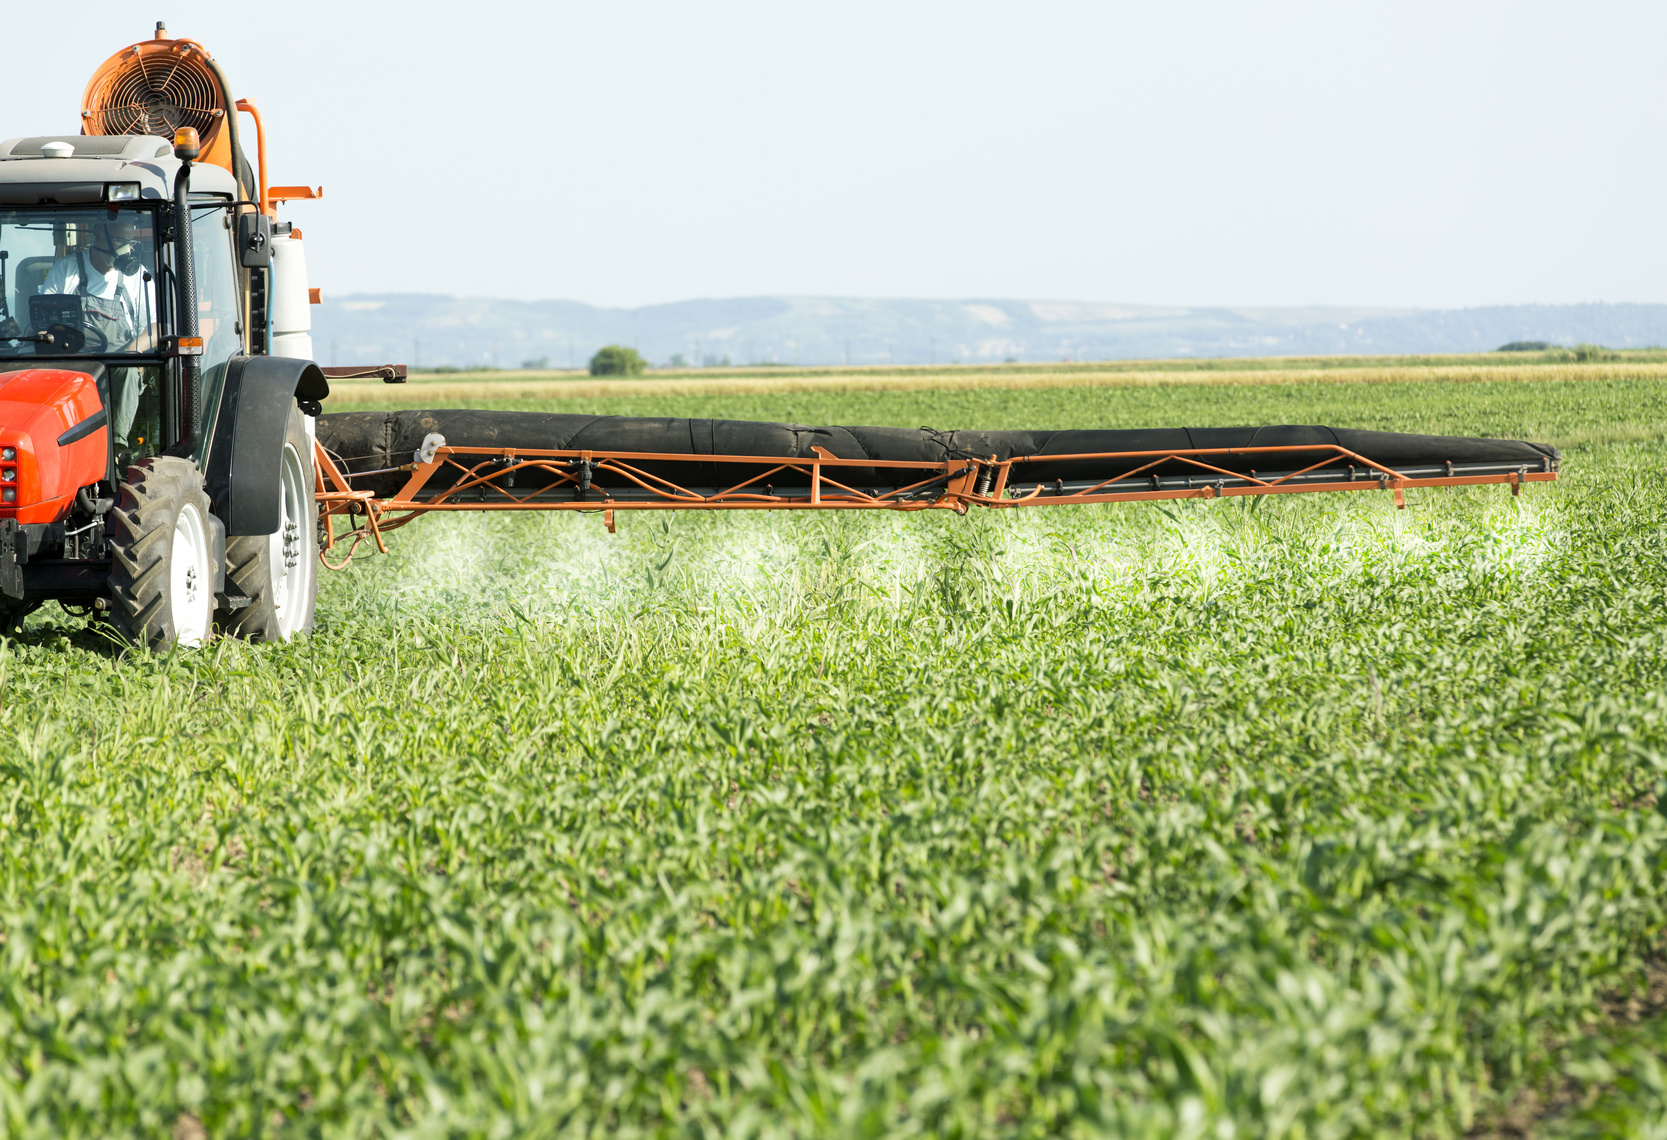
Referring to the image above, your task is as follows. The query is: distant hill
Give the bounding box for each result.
[307,295,1667,369]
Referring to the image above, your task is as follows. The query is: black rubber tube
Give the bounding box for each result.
[205,57,256,203]
[172,163,199,449]
[315,410,1561,499]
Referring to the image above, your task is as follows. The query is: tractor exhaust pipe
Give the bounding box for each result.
[171,128,201,451]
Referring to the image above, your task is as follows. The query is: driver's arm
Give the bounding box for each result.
[36,257,74,297]
[116,327,158,352]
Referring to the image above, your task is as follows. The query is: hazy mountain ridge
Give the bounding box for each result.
[310,295,1667,368]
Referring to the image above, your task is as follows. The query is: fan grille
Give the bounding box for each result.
[88,44,222,138]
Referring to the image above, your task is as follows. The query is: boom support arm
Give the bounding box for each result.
[313,439,1557,565]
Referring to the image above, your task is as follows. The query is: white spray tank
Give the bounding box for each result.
[269,228,313,360]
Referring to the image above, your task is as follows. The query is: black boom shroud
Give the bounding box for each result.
[315,410,1560,499]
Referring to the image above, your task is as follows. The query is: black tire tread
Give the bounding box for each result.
[106,457,212,648]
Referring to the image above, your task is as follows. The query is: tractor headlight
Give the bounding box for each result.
[1,469,14,483]
[106,182,141,202]
[2,488,14,503]
[1,447,14,461]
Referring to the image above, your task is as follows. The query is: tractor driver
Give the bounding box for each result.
[34,219,158,446]
[36,219,158,349]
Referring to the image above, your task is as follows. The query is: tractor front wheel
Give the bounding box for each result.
[106,456,216,649]
[216,407,319,642]
[0,603,38,638]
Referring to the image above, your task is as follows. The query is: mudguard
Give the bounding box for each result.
[205,355,328,536]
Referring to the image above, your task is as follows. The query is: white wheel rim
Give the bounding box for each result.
[266,440,311,639]
[170,502,211,647]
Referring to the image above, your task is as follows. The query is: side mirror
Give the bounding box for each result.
[238,213,272,268]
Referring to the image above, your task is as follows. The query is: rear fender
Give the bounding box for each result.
[204,356,329,536]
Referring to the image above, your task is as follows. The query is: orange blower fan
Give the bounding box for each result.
[79,21,254,201]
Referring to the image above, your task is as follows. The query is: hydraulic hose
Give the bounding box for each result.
[205,57,256,203]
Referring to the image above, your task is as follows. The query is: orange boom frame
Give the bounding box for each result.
[312,439,1558,567]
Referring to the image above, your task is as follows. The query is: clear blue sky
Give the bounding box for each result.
[12,1,1664,309]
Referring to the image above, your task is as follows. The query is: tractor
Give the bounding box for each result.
[0,21,327,646]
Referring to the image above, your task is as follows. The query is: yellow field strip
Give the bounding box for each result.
[321,361,1667,406]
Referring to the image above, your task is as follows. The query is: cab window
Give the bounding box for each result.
[0,205,161,357]
[190,202,242,450]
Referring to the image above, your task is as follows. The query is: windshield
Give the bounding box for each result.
[0,205,162,358]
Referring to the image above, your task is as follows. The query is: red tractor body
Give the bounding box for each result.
[0,369,107,525]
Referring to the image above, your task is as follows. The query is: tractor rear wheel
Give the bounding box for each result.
[216,407,318,642]
[106,456,216,649]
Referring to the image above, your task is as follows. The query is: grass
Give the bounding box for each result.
[2,362,1667,1136]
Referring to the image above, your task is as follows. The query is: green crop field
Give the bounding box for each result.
[3,365,1667,1137]
[323,351,1667,410]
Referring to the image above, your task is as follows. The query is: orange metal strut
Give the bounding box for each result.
[233,98,268,215]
